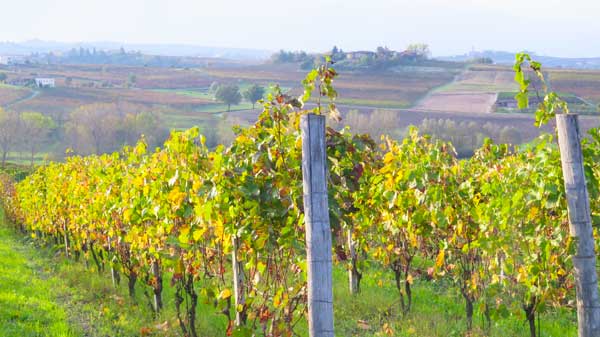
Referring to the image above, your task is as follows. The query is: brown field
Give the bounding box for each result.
[207,63,458,107]
[549,69,600,102]
[4,64,216,89]
[0,85,33,106]
[1,62,600,143]
[9,87,213,115]
[416,92,498,113]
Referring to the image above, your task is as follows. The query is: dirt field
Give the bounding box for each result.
[415,92,498,113]
[415,66,517,113]
[549,69,600,103]
[2,62,599,142]
[207,63,458,108]
[0,85,33,107]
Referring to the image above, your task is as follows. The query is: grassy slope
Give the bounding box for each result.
[0,209,77,337]
[0,207,229,337]
[0,204,577,337]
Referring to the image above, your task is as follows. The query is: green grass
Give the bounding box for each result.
[335,98,411,109]
[0,209,78,337]
[0,82,27,90]
[0,207,578,336]
[331,265,576,336]
[0,208,229,337]
[496,91,577,100]
[196,103,255,113]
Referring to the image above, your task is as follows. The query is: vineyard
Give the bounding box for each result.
[1,63,600,337]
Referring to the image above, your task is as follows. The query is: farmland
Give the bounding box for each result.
[0,89,595,336]
[2,60,600,162]
[1,53,600,337]
[3,61,599,125]
[0,83,33,106]
[548,69,600,102]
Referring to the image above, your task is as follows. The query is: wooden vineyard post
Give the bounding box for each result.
[108,237,119,287]
[63,221,69,257]
[151,259,163,312]
[232,236,246,326]
[347,228,360,294]
[556,114,600,337]
[301,114,334,337]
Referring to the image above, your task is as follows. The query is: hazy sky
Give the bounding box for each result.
[2,0,599,57]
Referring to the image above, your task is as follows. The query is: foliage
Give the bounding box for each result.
[0,108,20,166]
[242,84,266,109]
[406,43,431,59]
[16,111,56,166]
[419,118,522,158]
[270,50,312,64]
[66,103,168,155]
[215,85,242,112]
[513,53,570,126]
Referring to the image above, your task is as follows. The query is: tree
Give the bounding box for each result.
[127,73,137,88]
[0,73,7,83]
[66,103,125,154]
[209,81,220,93]
[330,46,346,62]
[0,108,20,166]
[242,84,265,109]
[123,111,168,148]
[406,43,431,60]
[20,112,55,166]
[214,85,242,112]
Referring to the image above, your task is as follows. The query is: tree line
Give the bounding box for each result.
[271,44,433,71]
[0,103,169,166]
[210,83,266,111]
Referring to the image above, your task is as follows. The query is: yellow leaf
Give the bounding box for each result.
[178,226,190,244]
[406,274,414,285]
[409,233,417,247]
[192,228,205,242]
[219,288,232,300]
[435,250,445,269]
[123,208,132,223]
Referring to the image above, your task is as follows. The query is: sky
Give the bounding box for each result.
[1,0,599,57]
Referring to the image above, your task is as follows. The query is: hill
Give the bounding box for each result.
[440,50,600,70]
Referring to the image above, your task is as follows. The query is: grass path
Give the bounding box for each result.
[0,211,79,337]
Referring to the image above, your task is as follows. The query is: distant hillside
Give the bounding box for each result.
[439,50,600,70]
[0,40,272,61]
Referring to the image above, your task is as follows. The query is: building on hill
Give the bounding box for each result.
[0,55,25,65]
[35,78,55,88]
[397,50,421,61]
[346,51,377,60]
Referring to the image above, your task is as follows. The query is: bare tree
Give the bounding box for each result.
[20,111,56,166]
[0,108,20,166]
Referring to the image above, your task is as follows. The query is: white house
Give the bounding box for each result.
[35,78,55,88]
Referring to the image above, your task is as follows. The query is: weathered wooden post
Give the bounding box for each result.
[63,221,69,257]
[556,114,600,337]
[301,114,334,337]
[347,228,360,294]
[151,259,163,312]
[232,237,246,326]
[108,237,120,287]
